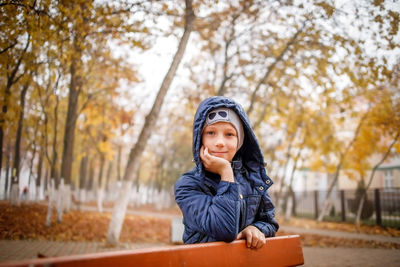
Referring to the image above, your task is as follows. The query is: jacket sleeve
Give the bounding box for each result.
[174,174,240,242]
[251,191,279,237]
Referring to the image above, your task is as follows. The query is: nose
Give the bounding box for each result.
[215,134,225,147]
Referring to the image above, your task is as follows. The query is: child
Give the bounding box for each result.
[174,96,279,249]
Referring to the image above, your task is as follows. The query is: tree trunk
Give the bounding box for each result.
[44,169,48,193]
[56,178,64,222]
[10,183,20,206]
[116,145,122,181]
[275,141,293,214]
[0,127,4,187]
[317,162,342,222]
[97,188,104,213]
[45,87,60,190]
[0,36,30,176]
[97,155,105,213]
[317,111,368,222]
[86,158,95,202]
[98,155,105,189]
[46,179,55,227]
[60,57,81,215]
[105,161,113,201]
[283,145,303,220]
[44,93,59,223]
[78,155,88,208]
[355,132,399,229]
[36,141,44,201]
[284,188,294,222]
[28,120,40,201]
[4,145,11,200]
[10,80,30,205]
[106,0,195,245]
[63,183,71,212]
[0,127,3,183]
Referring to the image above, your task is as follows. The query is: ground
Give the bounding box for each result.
[278,217,400,249]
[0,201,399,249]
[0,202,170,244]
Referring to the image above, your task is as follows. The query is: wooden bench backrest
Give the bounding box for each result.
[2,235,304,267]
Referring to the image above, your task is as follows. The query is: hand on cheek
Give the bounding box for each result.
[200,146,225,172]
[200,146,234,182]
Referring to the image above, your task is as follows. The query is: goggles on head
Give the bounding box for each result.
[205,108,232,126]
[207,110,228,121]
[203,107,245,151]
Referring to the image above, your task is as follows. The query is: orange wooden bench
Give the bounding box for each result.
[2,235,304,267]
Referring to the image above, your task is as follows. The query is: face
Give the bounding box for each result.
[202,122,238,162]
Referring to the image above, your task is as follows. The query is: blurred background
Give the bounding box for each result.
[0,0,399,263]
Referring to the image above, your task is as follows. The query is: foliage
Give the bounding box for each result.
[0,0,157,187]
[1,0,399,199]
[174,0,400,194]
[0,202,170,243]
[140,104,194,190]
[344,72,400,179]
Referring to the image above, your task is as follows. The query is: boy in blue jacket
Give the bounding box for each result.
[174,96,279,249]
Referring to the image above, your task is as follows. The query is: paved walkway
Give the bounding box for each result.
[302,247,400,267]
[280,225,400,244]
[280,225,400,267]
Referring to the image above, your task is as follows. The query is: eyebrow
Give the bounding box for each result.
[205,125,236,133]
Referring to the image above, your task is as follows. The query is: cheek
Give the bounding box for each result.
[201,135,212,147]
[228,139,238,150]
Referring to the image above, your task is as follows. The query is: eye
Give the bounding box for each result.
[226,132,236,137]
[206,131,215,135]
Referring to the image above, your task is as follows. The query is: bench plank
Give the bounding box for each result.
[2,235,304,267]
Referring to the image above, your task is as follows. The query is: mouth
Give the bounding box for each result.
[211,151,227,157]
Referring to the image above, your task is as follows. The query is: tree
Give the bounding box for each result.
[1,0,152,220]
[50,0,150,219]
[146,106,194,193]
[0,2,32,178]
[2,3,49,204]
[316,110,368,222]
[106,0,195,245]
[348,65,400,228]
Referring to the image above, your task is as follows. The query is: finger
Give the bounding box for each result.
[258,234,266,248]
[200,147,209,166]
[204,147,210,157]
[236,232,243,240]
[200,146,205,159]
[246,233,252,248]
[252,236,258,249]
[256,237,264,249]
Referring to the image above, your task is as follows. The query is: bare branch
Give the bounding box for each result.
[0,41,17,54]
[247,22,306,116]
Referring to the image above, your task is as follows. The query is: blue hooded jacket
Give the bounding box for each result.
[174,96,279,244]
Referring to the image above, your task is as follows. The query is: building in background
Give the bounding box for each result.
[295,154,400,192]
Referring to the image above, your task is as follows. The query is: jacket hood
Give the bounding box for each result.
[193,96,266,173]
